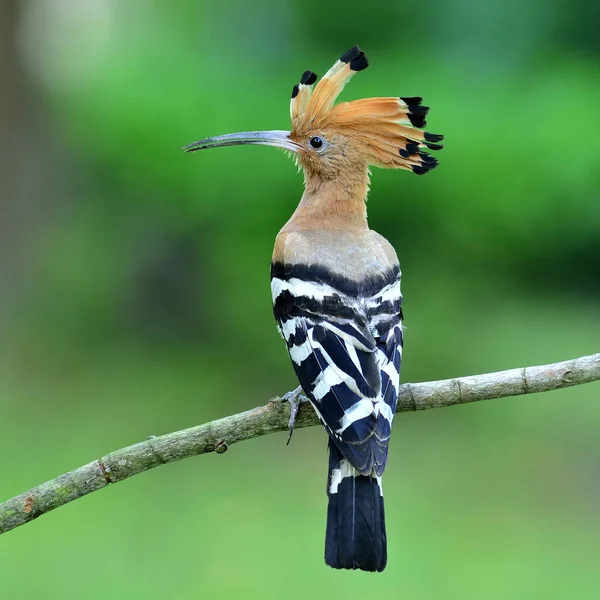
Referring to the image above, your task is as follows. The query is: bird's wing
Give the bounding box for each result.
[272,268,401,475]
[366,280,403,456]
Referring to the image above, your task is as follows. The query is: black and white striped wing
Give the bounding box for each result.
[367,280,403,446]
[272,265,402,476]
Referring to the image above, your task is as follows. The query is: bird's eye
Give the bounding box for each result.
[309,136,323,149]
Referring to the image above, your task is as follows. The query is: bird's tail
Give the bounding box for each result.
[324,439,387,572]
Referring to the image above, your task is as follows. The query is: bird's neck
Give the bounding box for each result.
[284,168,370,232]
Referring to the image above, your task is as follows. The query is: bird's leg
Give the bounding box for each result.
[283,386,304,445]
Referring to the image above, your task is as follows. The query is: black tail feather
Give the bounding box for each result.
[325,441,387,572]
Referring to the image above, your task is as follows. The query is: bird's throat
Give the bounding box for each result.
[286,170,370,232]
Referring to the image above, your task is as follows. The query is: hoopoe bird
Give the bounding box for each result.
[184,46,442,572]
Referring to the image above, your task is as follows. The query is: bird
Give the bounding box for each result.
[183,45,443,572]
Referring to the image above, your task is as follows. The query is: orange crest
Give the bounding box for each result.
[289,46,443,175]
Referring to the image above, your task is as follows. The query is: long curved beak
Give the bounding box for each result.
[182,130,301,153]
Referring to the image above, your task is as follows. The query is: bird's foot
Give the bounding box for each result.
[283,386,303,445]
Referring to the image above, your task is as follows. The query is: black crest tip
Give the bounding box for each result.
[408,114,427,128]
[412,165,431,175]
[401,96,422,105]
[424,142,444,151]
[399,149,410,158]
[300,70,317,85]
[419,153,438,166]
[406,142,420,154]
[408,104,430,117]
[340,45,361,63]
[291,84,299,99]
[349,52,368,72]
[424,132,444,142]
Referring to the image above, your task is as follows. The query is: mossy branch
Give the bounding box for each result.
[1,353,599,536]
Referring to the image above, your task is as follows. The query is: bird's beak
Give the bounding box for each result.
[182,130,301,153]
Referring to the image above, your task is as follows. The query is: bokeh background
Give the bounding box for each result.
[1,1,599,598]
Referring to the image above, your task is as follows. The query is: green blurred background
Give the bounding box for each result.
[1,0,599,598]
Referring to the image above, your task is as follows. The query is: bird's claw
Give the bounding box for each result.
[283,386,303,445]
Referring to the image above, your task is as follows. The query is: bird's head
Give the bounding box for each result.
[184,46,443,181]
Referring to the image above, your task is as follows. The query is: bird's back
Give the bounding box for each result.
[271,224,403,476]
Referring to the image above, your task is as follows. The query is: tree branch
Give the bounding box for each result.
[1,353,599,536]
